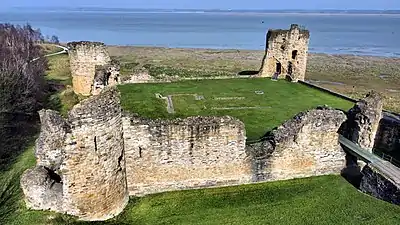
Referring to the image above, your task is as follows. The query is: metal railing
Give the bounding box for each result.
[374,151,400,168]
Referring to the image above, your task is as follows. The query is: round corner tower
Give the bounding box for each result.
[260,24,310,82]
[67,41,112,96]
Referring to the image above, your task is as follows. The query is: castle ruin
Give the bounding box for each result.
[259,24,310,82]
[19,28,400,221]
[68,41,121,96]
[21,87,400,221]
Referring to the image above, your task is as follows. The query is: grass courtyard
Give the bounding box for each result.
[119,78,353,140]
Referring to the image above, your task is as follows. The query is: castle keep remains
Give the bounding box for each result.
[68,41,120,96]
[260,24,310,82]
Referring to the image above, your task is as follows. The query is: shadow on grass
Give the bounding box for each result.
[238,70,259,76]
[0,114,39,224]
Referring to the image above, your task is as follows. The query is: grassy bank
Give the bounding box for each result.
[2,150,400,225]
[119,78,352,140]
[109,46,400,113]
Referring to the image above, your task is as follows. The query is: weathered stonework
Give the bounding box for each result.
[360,164,400,205]
[259,24,310,82]
[21,87,129,221]
[93,61,121,95]
[247,107,347,182]
[68,41,112,96]
[23,84,400,221]
[122,114,249,196]
[340,91,383,152]
[374,113,400,155]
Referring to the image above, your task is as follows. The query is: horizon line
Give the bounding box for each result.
[8,7,400,11]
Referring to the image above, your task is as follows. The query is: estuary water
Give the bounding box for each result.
[1,8,400,57]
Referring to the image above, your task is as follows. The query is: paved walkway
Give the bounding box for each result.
[339,135,400,186]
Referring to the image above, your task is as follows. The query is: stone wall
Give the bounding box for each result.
[21,87,129,221]
[25,87,400,221]
[360,165,400,205]
[340,91,383,152]
[122,114,249,196]
[247,107,347,182]
[68,41,112,96]
[260,24,310,82]
[374,113,400,156]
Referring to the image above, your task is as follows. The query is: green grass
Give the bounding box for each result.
[0,146,59,225]
[2,146,400,225]
[49,176,400,225]
[45,54,71,85]
[3,147,400,225]
[119,78,353,140]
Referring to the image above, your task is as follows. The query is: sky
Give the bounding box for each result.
[2,0,400,10]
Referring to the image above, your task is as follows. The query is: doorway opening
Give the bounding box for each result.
[288,62,293,76]
[276,62,282,75]
[292,50,298,60]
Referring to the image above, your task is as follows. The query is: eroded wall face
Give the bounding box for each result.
[61,88,128,221]
[122,115,250,196]
[68,42,111,96]
[374,114,400,154]
[360,165,400,205]
[260,25,309,82]
[248,108,347,182]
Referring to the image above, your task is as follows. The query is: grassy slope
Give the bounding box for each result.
[109,46,400,113]
[119,78,353,140]
[0,146,58,225]
[3,150,400,225]
[36,176,400,225]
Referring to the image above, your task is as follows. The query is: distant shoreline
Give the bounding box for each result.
[9,9,400,17]
[105,45,400,59]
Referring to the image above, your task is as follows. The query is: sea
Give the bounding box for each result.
[1,8,400,57]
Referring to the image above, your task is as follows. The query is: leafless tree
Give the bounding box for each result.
[0,23,47,116]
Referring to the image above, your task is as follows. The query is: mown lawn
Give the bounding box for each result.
[2,148,400,225]
[119,78,353,140]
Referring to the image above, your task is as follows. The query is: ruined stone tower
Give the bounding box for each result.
[259,24,310,82]
[68,41,112,96]
[21,87,129,221]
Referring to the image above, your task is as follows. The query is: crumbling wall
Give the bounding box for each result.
[92,60,121,95]
[21,87,128,221]
[247,107,347,182]
[122,114,249,196]
[259,24,310,82]
[360,165,400,205]
[340,91,383,152]
[374,113,400,156]
[68,41,112,96]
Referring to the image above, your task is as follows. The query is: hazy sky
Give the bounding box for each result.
[2,0,400,10]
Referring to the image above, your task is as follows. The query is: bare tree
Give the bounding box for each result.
[0,23,47,116]
[50,35,60,44]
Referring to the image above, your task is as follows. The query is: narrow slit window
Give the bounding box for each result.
[94,136,98,152]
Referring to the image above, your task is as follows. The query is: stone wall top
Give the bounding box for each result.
[124,113,245,128]
[267,24,310,41]
[68,86,121,125]
[67,41,106,50]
